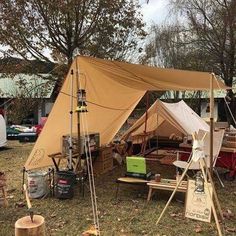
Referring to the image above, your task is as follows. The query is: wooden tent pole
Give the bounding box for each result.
[144,91,149,133]
[156,105,159,154]
[210,73,214,176]
[199,159,222,236]
[203,158,224,221]
[156,158,193,225]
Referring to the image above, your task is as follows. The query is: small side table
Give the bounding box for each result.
[115,177,148,198]
[147,179,187,202]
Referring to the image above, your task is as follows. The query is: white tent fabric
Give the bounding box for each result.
[0,115,7,147]
[122,100,209,142]
[173,129,225,169]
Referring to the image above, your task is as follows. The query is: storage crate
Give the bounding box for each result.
[93,146,113,175]
[99,146,113,161]
[93,158,113,175]
[61,133,100,157]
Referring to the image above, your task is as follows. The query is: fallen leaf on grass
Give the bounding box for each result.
[131,199,139,203]
[226,227,236,233]
[170,212,183,219]
[50,213,57,218]
[223,209,234,219]
[15,202,25,208]
[7,188,16,193]
[194,225,202,233]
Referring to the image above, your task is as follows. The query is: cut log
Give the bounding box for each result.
[15,215,45,236]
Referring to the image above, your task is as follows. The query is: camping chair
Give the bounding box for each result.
[173,129,225,187]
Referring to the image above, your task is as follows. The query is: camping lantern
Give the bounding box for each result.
[78,89,86,102]
[76,89,88,112]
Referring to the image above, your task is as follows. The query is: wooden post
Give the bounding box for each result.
[156,111,159,154]
[199,159,222,236]
[203,158,224,221]
[156,159,193,225]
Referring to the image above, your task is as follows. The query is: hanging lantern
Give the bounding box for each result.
[77,89,86,103]
[76,89,88,112]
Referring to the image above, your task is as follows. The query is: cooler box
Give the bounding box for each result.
[18,132,38,142]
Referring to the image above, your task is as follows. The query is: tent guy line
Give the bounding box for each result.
[59,91,134,111]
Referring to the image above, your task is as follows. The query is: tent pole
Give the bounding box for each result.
[210,73,214,176]
[68,69,74,170]
[156,107,159,154]
[144,91,149,133]
[75,59,81,172]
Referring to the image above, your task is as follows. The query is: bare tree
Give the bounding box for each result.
[170,0,236,88]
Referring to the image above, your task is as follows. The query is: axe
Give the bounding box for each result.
[23,184,34,222]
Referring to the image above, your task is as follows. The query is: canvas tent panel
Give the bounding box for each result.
[25,59,145,169]
[25,56,226,170]
[162,101,209,134]
[156,121,183,137]
[122,100,209,143]
[80,57,227,91]
[0,115,7,147]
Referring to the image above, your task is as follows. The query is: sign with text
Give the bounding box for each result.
[185,180,213,223]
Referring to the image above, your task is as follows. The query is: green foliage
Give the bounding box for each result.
[0,0,146,64]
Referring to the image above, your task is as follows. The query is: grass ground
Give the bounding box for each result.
[0,141,235,236]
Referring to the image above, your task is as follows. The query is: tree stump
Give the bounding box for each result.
[15,215,45,236]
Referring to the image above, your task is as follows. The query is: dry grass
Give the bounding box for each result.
[0,141,236,236]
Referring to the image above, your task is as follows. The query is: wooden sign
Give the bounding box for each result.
[185,179,213,222]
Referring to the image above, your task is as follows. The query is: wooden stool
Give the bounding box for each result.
[15,215,45,236]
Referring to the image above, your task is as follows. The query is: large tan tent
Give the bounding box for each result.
[25,56,227,170]
[121,100,210,143]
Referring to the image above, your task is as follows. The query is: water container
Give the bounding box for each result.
[55,171,76,199]
[27,171,48,198]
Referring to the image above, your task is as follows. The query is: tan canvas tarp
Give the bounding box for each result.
[122,100,210,143]
[25,56,227,170]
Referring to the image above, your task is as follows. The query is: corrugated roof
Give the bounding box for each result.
[0,73,56,98]
[160,78,235,100]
